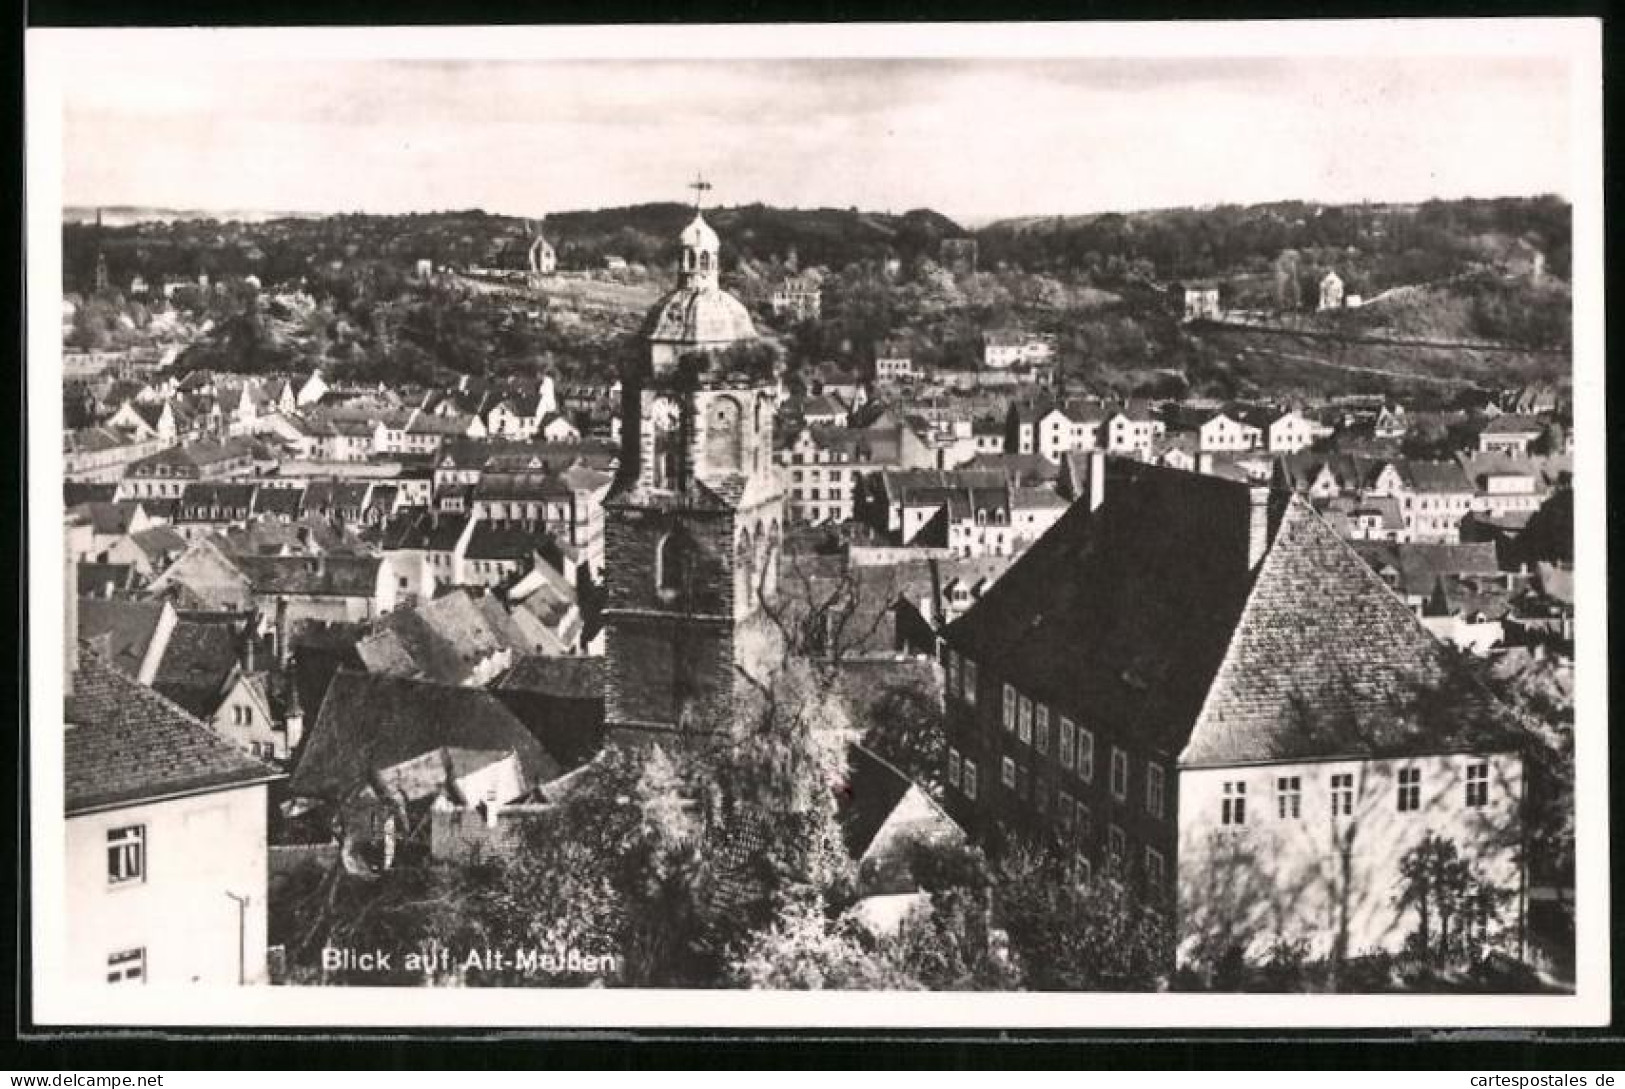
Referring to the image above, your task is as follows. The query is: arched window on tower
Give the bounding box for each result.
[656,531,691,606]
[704,396,742,472]
[735,526,755,614]
[763,519,782,600]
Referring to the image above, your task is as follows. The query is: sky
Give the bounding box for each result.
[57,48,1575,223]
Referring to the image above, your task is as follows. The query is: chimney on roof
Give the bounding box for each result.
[275,596,290,668]
[1247,485,1273,571]
[1086,450,1107,513]
[242,619,257,673]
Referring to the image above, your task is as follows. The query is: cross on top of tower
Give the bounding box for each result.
[688,174,713,211]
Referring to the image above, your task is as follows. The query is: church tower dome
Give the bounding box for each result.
[641,185,756,371]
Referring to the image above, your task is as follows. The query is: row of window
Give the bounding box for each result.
[946,748,1167,898]
[998,680,1164,817]
[1217,765,1491,826]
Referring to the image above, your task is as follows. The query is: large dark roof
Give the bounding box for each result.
[290,670,562,800]
[946,461,1258,754]
[1180,500,1516,767]
[66,648,280,814]
[836,743,917,859]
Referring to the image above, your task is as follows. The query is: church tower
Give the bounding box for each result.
[602,181,784,742]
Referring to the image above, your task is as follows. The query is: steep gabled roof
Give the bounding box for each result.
[836,744,919,860]
[66,648,280,815]
[1180,500,1516,767]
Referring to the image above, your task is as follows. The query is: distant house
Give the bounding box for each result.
[874,341,920,384]
[1182,283,1221,323]
[1318,270,1345,311]
[1198,412,1263,454]
[770,272,823,322]
[1478,414,1545,457]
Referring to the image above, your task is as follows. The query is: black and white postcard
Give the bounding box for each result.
[23,19,1608,1030]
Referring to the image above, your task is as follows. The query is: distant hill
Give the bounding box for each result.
[62,202,967,293]
[543,202,964,270]
[64,206,327,227]
[975,196,1572,287]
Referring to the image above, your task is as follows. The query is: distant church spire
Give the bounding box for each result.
[93,207,108,294]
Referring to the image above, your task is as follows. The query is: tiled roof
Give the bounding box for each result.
[1404,460,1474,494]
[497,654,606,701]
[355,590,514,685]
[466,524,549,562]
[152,616,245,719]
[1482,414,1546,435]
[65,647,280,814]
[290,670,561,801]
[1181,499,1517,767]
[1352,541,1502,598]
[77,562,138,596]
[253,488,307,519]
[77,600,169,678]
[236,554,384,598]
[64,482,119,506]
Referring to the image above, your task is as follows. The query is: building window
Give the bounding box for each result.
[232,705,252,727]
[1002,685,1016,731]
[1466,763,1489,808]
[1001,756,1017,790]
[1058,718,1075,770]
[1276,776,1302,819]
[1107,824,1127,876]
[1075,856,1093,884]
[1146,764,1165,819]
[1075,800,1092,842]
[962,658,977,704]
[1331,773,1354,817]
[107,947,146,984]
[1145,847,1166,898]
[107,825,145,885]
[1221,781,1247,826]
[1035,781,1049,815]
[1017,696,1033,745]
[963,760,978,801]
[1398,767,1422,812]
[1077,727,1095,783]
[1034,705,1050,755]
[1110,747,1129,801]
[947,748,962,790]
[1058,789,1075,832]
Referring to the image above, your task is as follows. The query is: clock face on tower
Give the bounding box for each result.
[650,396,682,432]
